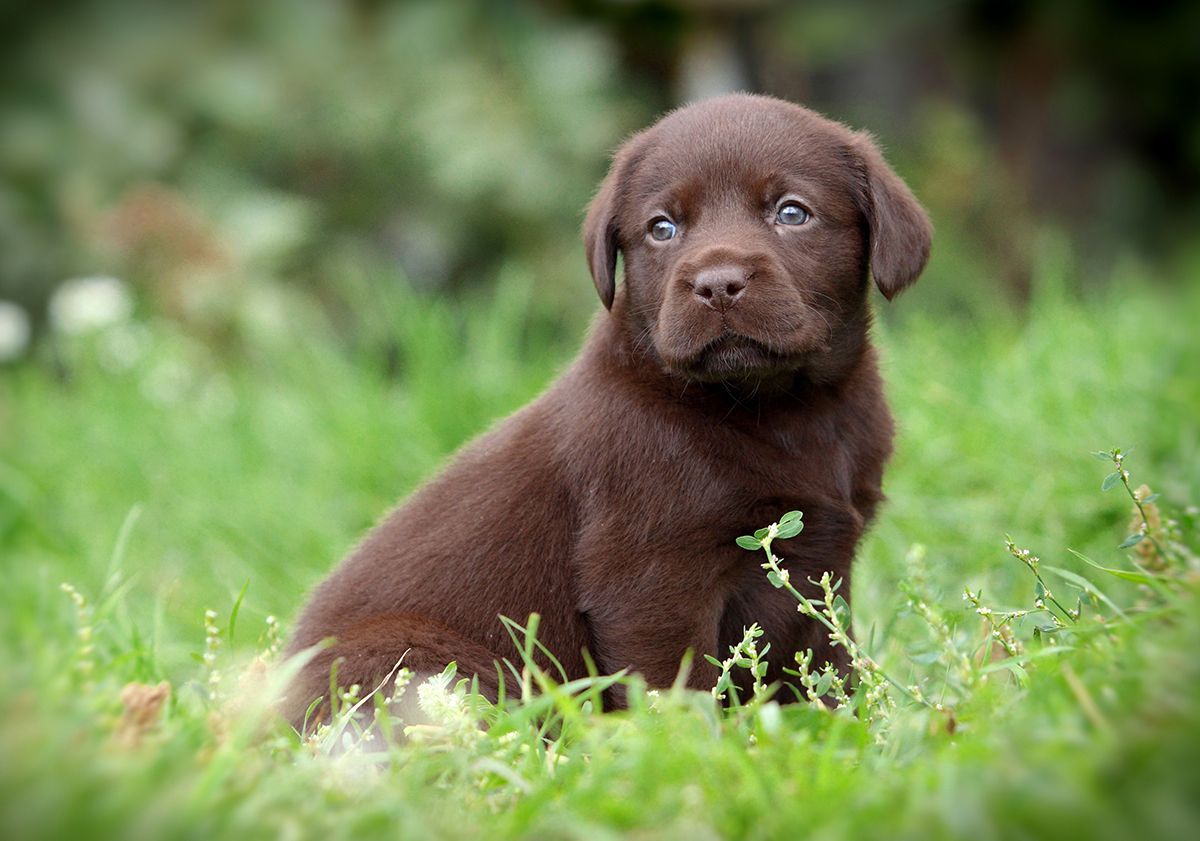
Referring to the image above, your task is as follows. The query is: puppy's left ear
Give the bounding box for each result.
[851,132,933,301]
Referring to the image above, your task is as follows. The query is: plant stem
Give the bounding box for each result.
[757,533,931,710]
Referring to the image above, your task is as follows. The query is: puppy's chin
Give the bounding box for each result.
[660,334,811,384]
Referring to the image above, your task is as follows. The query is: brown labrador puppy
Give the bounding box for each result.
[282,93,931,726]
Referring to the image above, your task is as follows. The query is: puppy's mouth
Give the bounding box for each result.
[672,332,801,383]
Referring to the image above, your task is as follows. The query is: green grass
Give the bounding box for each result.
[1,266,1198,840]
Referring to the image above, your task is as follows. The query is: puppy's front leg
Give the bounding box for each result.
[581,589,725,705]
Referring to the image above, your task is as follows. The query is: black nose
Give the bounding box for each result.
[691,266,748,312]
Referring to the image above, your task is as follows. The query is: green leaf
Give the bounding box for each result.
[1143,493,1159,504]
[766,570,785,589]
[779,510,803,526]
[832,595,851,625]
[909,650,942,665]
[753,527,769,540]
[1041,565,1127,619]
[1067,549,1164,585]
[228,579,249,646]
[1118,533,1145,549]
[814,671,833,697]
[776,519,804,539]
[754,661,769,677]
[1034,580,1046,600]
[1092,451,1113,461]
[703,654,723,668]
[1101,471,1122,491]
[979,646,1073,674]
[736,535,762,551]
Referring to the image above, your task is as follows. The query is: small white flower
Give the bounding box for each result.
[416,671,465,726]
[49,276,132,334]
[0,301,31,361]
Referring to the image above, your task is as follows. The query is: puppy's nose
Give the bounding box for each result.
[691,266,748,312]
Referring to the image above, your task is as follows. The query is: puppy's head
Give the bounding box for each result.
[583,94,931,384]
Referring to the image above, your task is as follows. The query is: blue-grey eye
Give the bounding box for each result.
[776,202,810,226]
[650,218,677,241]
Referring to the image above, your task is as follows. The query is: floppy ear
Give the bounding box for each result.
[851,132,933,301]
[582,169,620,310]
[584,134,647,311]
[580,172,619,309]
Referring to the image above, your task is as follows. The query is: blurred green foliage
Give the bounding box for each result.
[2,0,1197,358]
[1,0,638,346]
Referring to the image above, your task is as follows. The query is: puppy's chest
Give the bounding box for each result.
[578,398,861,546]
[635,435,858,547]
[682,426,864,564]
[705,419,856,503]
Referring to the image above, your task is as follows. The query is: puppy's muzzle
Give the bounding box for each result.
[679,246,778,313]
[689,265,749,313]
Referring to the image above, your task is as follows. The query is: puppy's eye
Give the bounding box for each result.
[775,202,811,226]
[649,218,678,241]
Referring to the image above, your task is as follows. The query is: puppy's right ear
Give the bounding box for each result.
[582,165,621,311]
[584,135,646,311]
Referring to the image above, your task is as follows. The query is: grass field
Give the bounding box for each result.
[1,262,1198,840]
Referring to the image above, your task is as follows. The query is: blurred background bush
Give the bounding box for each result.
[1,0,1197,361]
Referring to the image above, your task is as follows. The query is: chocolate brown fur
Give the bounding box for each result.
[282,93,931,726]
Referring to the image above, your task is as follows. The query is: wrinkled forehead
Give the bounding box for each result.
[625,102,861,214]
